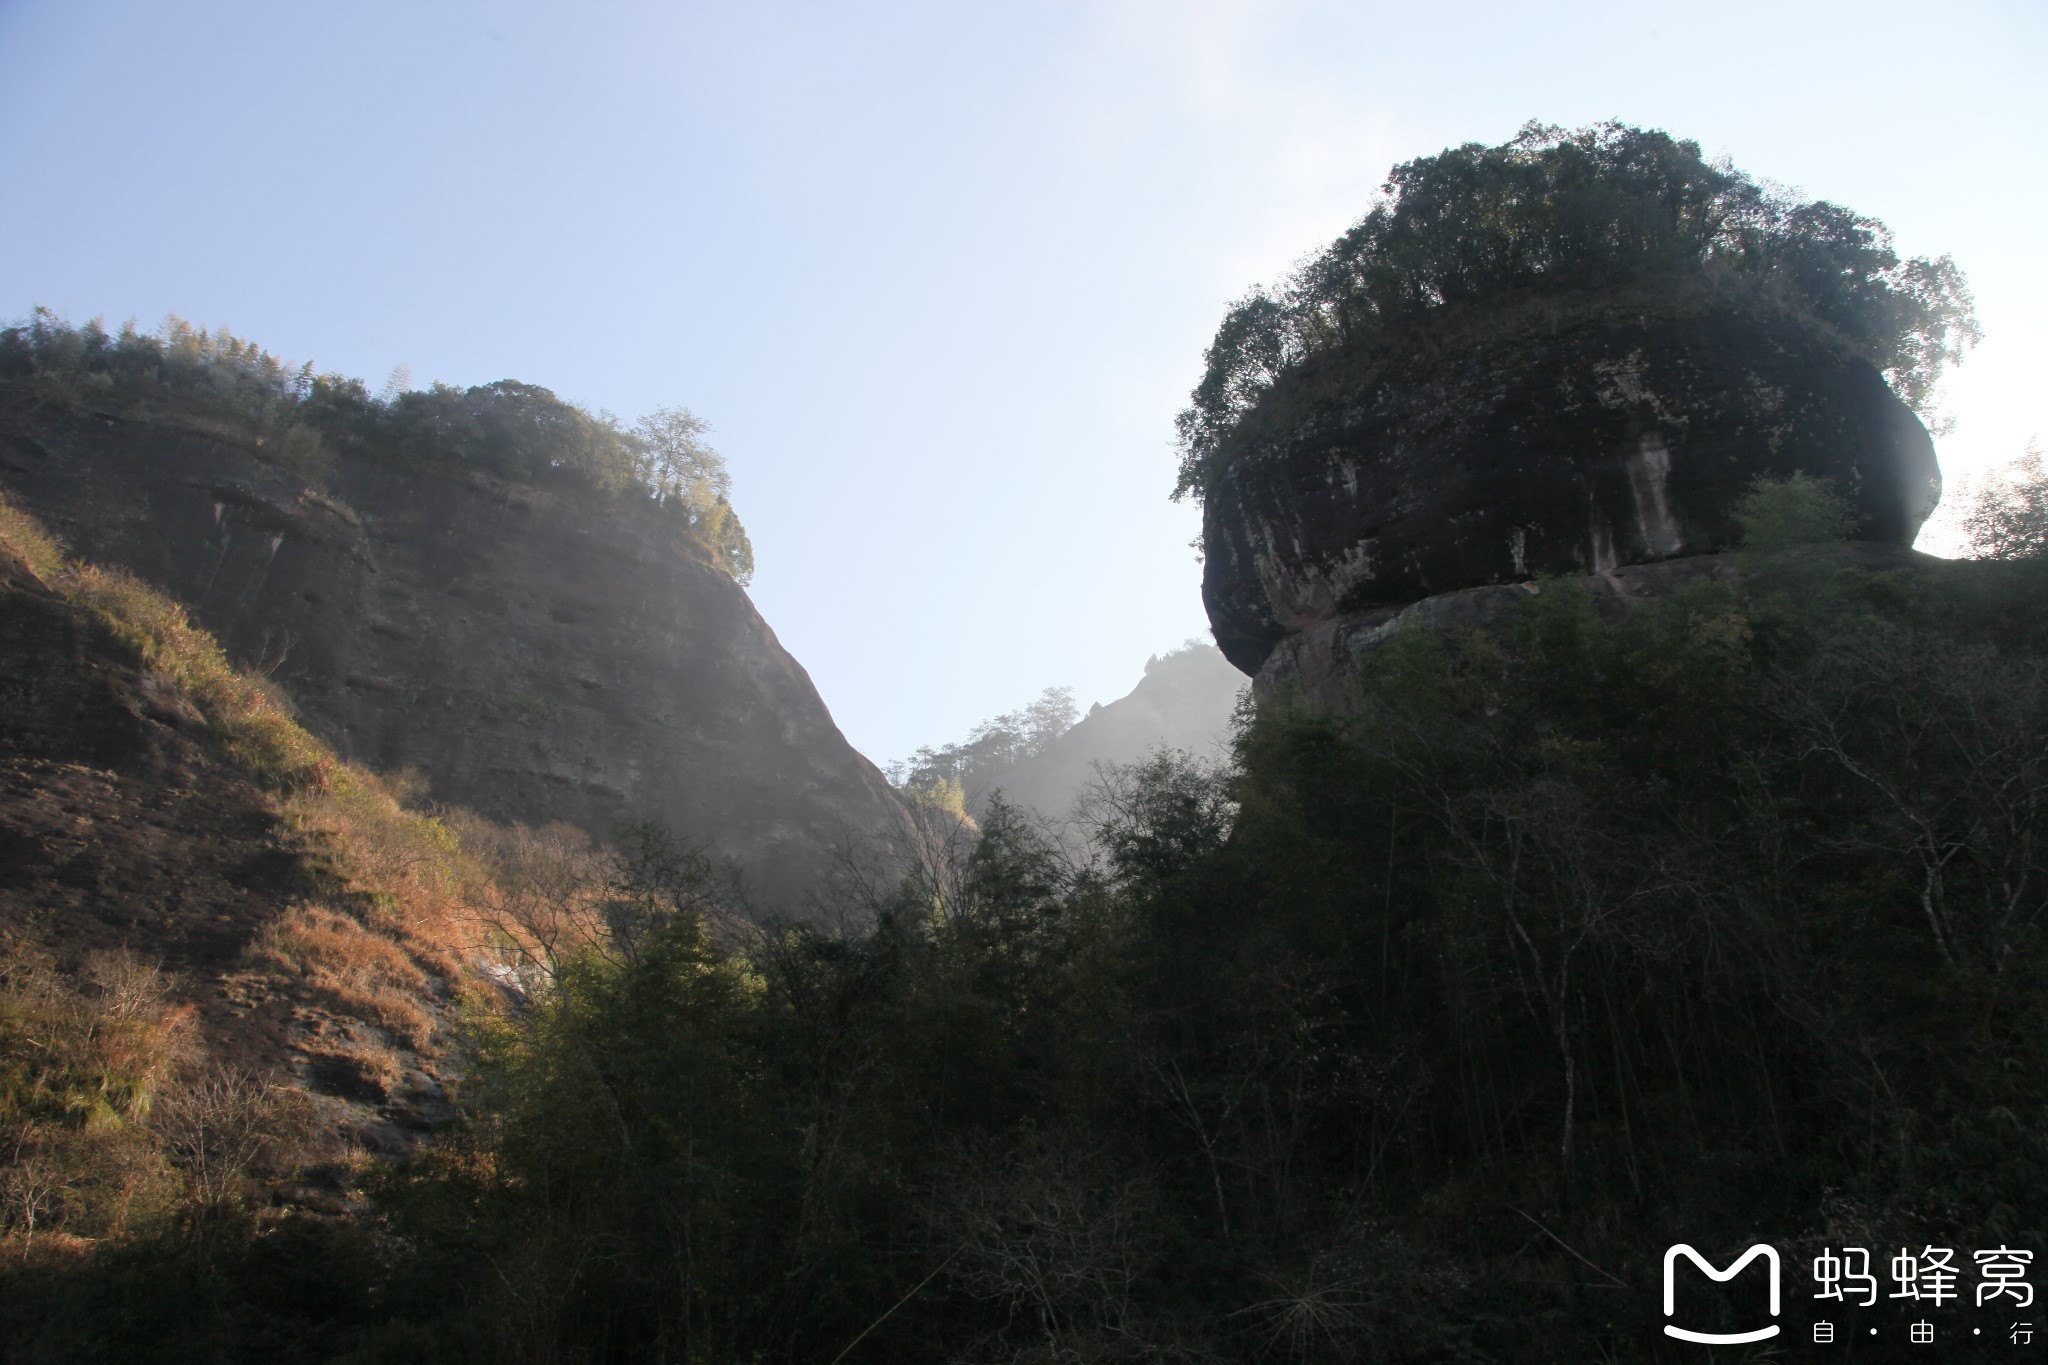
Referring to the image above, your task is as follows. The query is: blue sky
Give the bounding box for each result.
[3,0,2042,767]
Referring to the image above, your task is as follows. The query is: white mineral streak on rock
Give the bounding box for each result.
[1250,503,1379,628]
[1588,499,1618,574]
[1249,496,1383,629]
[1509,526,1529,577]
[1266,539,1378,629]
[1625,434,1684,558]
[1249,518,1291,618]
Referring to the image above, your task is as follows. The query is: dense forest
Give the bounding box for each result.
[2,467,2043,1362]
[0,310,754,584]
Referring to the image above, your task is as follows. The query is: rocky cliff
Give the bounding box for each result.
[1201,295,1942,681]
[0,539,293,998]
[0,400,907,916]
[0,531,462,1156]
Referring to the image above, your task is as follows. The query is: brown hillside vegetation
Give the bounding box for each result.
[0,489,537,1255]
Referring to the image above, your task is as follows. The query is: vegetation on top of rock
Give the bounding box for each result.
[0,309,754,584]
[1174,121,1979,503]
[891,684,1079,802]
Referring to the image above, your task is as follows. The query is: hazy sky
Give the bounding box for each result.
[3,1,2042,767]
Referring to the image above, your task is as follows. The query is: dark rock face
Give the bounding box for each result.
[0,402,908,917]
[1201,302,1941,676]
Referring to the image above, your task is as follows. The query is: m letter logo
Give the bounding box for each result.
[1662,1244,1781,1344]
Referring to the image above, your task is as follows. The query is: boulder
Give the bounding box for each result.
[1200,296,1940,676]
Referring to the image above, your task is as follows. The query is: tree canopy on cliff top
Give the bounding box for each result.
[1174,121,1980,503]
[0,310,756,584]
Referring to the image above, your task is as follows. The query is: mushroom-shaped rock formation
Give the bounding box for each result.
[1199,295,1941,677]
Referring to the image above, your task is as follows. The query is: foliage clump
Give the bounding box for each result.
[0,309,755,584]
[1732,469,1860,553]
[1175,121,1979,502]
[1964,440,2048,561]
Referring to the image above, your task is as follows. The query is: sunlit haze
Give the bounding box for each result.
[3,0,2041,765]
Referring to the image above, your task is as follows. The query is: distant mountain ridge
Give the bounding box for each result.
[968,643,1244,825]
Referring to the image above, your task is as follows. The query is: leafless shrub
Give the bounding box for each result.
[81,948,174,1025]
[1962,440,2048,561]
[0,1149,61,1258]
[448,817,614,986]
[1230,1226,1471,1363]
[936,1129,1158,1353]
[1765,621,2048,969]
[151,1065,304,1209]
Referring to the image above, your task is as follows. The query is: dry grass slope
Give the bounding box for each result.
[0,488,513,1258]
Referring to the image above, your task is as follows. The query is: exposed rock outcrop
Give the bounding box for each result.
[0,402,908,917]
[1201,296,1941,678]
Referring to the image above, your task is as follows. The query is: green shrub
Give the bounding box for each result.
[1735,470,1856,551]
